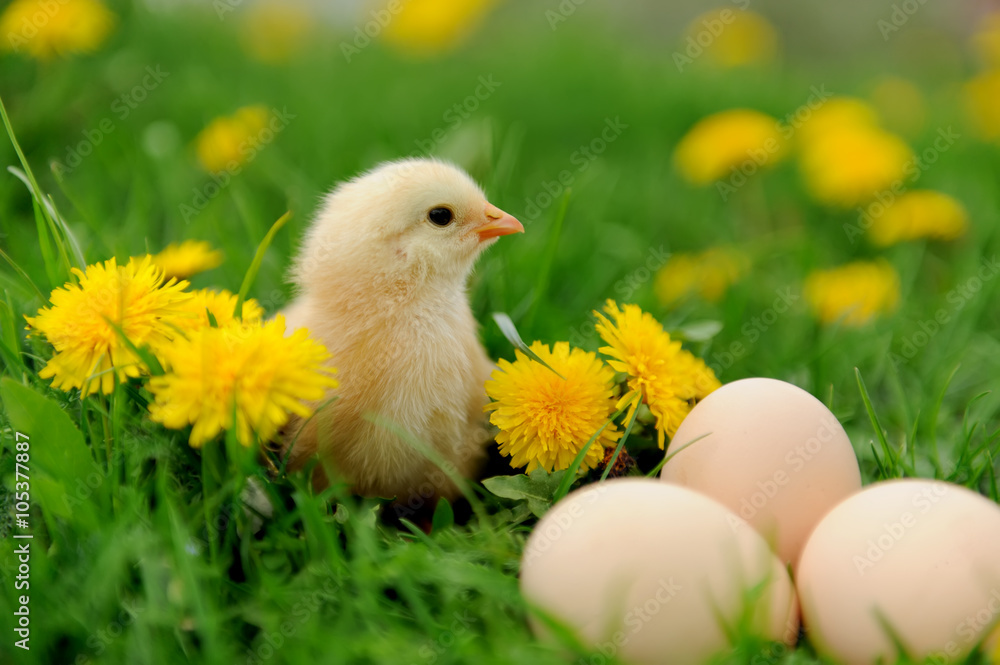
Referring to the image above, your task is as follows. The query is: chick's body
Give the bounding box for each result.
[282,159,523,501]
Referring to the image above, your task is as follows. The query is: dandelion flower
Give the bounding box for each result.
[868,190,968,246]
[149,240,223,279]
[175,289,264,335]
[195,106,271,174]
[682,9,777,69]
[655,246,749,306]
[799,125,912,208]
[965,70,1000,142]
[973,13,1000,68]
[0,0,115,60]
[241,0,313,63]
[25,257,190,396]
[148,316,337,447]
[484,341,620,473]
[674,109,787,185]
[804,260,900,327]
[795,97,880,146]
[594,301,720,448]
[381,0,498,57]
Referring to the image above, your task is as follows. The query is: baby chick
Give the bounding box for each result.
[281,158,523,503]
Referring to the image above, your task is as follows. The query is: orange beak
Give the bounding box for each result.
[476,202,524,242]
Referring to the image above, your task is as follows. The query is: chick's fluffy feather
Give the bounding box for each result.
[282,159,510,501]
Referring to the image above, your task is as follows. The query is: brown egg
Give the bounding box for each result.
[797,479,1000,665]
[520,478,798,665]
[660,377,861,566]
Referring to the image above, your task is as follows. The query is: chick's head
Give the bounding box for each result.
[295,158,522,294]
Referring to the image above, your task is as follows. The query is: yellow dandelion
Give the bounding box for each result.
[674,109,787,185]
[149,240,223,280]
[655,246,749,306]
[594,301,720,449]
[241,0,314,63]
[380,0,498,56]
[973,13,1000,68]
[795,97,880,146]
[0,0,114,60]
[195,106,271,174]
[799,125,913,208]
[25,257,190,396]
[484,341,620,473]
[174,289,264,335]
[804,260,900,327]
[965,70,1000,142]
[868,190,968,247]
[682,9,777,69]
[148,315,337,448]
[869,78,926,138]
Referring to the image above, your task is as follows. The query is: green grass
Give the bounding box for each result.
[1,2,1000,664]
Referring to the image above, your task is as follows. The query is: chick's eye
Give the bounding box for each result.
[428,207,454,227]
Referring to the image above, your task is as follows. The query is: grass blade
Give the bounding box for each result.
[600,395,642,481]
[855,367,900,478]
[491,312,565,379]
[523,187,570,330]
[235,211,291,318]
[552,395,636,502]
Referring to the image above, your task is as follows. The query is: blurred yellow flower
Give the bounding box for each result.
[655,246,749,306]
[380,0,498,56]
[868,190,968,247]
[175,289,264,335]
[674,109,786,185]
[150,240,223,280]
[965,70,1000,142]
[870,78,926,138]
[0,0,114,60]
[148,316,337,448]
[484,341,620,473]
[241,0,314,63]
[25,257,190,396]
[681,8,777,69]
[799,125,913,208]
[195,106,271,174]
[804,260,900,327]
[973,12,1000,67]
[594,300,720,448]
[795,97,880,146]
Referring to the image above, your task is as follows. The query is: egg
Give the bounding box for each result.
[520,478,798,665]
[660,377,861,566]
[797,479,1000,665]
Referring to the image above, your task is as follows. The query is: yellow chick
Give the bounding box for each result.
[281,158,523,504]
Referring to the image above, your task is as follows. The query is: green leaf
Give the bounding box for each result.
[482,467,566,517]
[0,378,102,528]
[236,210,291,319]
[431,497,454,532]
[491,312,565,379]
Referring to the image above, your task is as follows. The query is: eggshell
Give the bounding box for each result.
[660,377,861,566]
[520,478,798,665]
[797,479,1000,665]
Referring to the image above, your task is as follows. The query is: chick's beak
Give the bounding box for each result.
[476,203,524,242]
